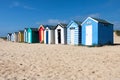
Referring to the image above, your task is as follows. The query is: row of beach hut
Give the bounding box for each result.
[7,17,114,46]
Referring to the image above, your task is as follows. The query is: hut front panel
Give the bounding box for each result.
[82,18,98,45]
[24,30,28,42]
[11,34,15,42]
[24,30,26,42]
[50,30,55,44]
[14,33,18,42]
[44,30,46,44]
[32,31,39,43]
[55,25,65,44]
[21,32,24,42]
[7,34,11,41]
[39,27,44,43]
[44,28,49,44]
[67,21,80,45]
[28,29,32,43]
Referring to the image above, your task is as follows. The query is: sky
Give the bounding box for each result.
[0,0,120,36]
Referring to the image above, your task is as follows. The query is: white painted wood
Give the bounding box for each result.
[28,32,31,43]
[44,30,46,44]
[44,27,55,44]
[86,25,92,45]
[55,25,65,44]
[70,29,74,45]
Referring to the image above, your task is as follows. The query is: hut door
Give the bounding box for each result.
[70,29,74,45]
[26,32,28,42]
[58,29,61,44]
[28,32,31,43]
[46,31,48,44]
[86,25,92,45]
[40,28,43,42]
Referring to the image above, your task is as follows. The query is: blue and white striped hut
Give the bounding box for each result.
[67,20,82,45]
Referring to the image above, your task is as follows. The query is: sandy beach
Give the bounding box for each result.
[0,33,120,80]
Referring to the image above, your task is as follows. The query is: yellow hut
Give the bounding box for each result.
[18,31,24,42]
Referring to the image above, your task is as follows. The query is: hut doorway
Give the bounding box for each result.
[28,32,31,43]
[70,29,74,45]
[57,29,61,44]
[86,25,92,45]
[46,31,48,44]
[40,28,44,42]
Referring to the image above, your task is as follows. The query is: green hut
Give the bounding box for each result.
[27,28,39,43]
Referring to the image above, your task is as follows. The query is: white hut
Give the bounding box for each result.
[11,33,15,42]
[55,23,67,44]
[7,33,12,41]
[44,25,56,44]
[14,32,19,42]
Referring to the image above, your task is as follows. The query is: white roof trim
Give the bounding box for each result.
[38,25,44,30]
[81,17,98,25]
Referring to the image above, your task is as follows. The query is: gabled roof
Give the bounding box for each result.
[8,33,12,35]
[45,25,56,30]
[14,32,18,34]
[67,20,82,28]
[28,28,38,31]
[92,17,113,25]
[19,30,24,33]
[74,21,82,25]
[81,17,113,25]
[24,28,28,30]
[38,25,47,30]
[55,23,67,29]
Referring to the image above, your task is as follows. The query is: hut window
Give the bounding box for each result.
[70,27,75,30]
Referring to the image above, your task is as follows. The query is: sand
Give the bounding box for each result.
[0,33,120,80]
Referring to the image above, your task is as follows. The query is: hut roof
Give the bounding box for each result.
[24,28,28,30]
[38,25,47,29]
[74,21,82,25]
[19,30,24,33]
[92,17,113,25]
[14,32,18,34]
[59,23,67,28]
[55,23,67,29]
[8,33,12,35]
[29,28,38,31]
[45,25,56,30]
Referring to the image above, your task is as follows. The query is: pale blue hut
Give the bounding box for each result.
[24,28,28,43]
[81,17,113,46]
[67,20,82,45]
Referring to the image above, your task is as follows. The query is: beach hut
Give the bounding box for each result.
[24,28,28,43]
[14,32,19,42]
[27,28,39,43]
[7,33,12,41]
[55,23,67,44]
[81,17,113,46]
[18,31,24,42]
[44,25,56,44]
[67,20,82,45]
[11,33,15,42]
[38,25,46,43]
